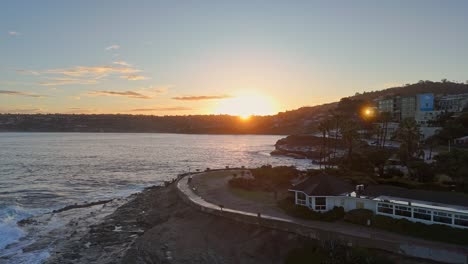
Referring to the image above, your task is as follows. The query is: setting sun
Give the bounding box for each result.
[214,94,276,117]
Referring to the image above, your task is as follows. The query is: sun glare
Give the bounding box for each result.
[214,94,276,118]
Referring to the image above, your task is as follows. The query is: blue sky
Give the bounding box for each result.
[1,0,467,115]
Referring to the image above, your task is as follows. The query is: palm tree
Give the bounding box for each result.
[318,119,332,168]
[395,118,421,163]
[340,119,360,160]
[331,112,342,159]
[379,112,392,148]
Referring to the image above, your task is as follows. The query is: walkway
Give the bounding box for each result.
[177,170,468,264]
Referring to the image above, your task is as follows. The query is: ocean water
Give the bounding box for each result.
[0,133,314,262]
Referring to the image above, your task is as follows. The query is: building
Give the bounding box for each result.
[454,135,468,146]
[417,93,435,112]
[438,93,468,113]
[377,96,401,121]
[400,96,416,120]
[289,174,468,229]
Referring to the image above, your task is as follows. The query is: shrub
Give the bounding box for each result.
[371,214,468,246]
[344,209,373,225]
[385,167,404,178]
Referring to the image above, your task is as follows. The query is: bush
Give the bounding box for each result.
[371,215,468,246]
[385,167,404,178]
[344,209,374,225]
[277,197,344,222]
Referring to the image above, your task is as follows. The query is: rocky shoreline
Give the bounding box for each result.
[5,176,444,264]
[16,183,303,264]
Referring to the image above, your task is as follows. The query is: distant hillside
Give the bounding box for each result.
[350,80,468,101]
[1,81,467,134]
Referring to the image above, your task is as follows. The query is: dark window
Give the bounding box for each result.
[455,215,468,227]
[377,203,393,215]
[297,192,306,200]
[433,212,452,224]
[413,209,431,220]
[315,197,326,210]
[395,205,411,217]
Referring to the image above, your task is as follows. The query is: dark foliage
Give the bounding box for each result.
[344,209,374,225]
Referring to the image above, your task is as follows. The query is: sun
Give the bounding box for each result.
[214,94,276,118]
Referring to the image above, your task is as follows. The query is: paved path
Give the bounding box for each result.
[177,170,468,264]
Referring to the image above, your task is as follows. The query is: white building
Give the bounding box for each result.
[438,93,468,113]
[289,174,468,229]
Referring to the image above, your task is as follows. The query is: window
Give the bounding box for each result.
[297,192,306,200]
[454,215,468,227]
[433,211,452,224]
[377,203,393,215]
[315,197,326,211]
[413,208,431,221]
[296,192,306,205]
[395,205,411,217]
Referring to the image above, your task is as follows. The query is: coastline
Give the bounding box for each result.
[40,182,304,264]
[13,173,435,264]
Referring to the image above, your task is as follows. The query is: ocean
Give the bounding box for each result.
[0,133,314,263]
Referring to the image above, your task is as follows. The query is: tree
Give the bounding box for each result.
[378,112,393,148]
[318,119,333,168]
[366,149,393,177]
[395,118,421,164]
[340,119,360,160]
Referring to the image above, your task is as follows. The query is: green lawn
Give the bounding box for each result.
[228,187,276,204]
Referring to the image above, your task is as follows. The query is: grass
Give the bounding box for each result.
[228,187,276,204]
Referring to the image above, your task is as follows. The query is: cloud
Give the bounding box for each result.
[139,85,172,94]
[46,65,139,78]
[121,74,148,81]
[113,61,131,66]
[88,90,151,99]
[0,90,45,98]
[172,95,232,101]
[39,78,98,86]
[1,108,42,114]
[8,31,20,36]
[129,106,193,112]
[16,69,40,76]
[105,44,120,51]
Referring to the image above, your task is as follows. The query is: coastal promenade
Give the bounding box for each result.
[176,170,468,264]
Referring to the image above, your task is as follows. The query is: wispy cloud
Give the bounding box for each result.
[88,90,151,99]
[129,106,193,112]
[65,107,95,114]
[8,31,20,36]
[39,78,98,86]
[16,69,40,76]
[105,44,120,51]
[37,65,143,85]
[121,74,148,81]
[172,95,232,101]
[139,85,172,95]
[0,90,45,98]
[113,61,131,66]
[1,108,42,114]
[46,65,139,78]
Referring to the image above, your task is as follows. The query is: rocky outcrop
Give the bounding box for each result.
[271,135,326,160]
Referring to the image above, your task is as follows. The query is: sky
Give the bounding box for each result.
[1,0,468,116]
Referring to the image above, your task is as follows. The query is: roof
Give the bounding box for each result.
[290,173,354,196]
[362,185,468,208]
